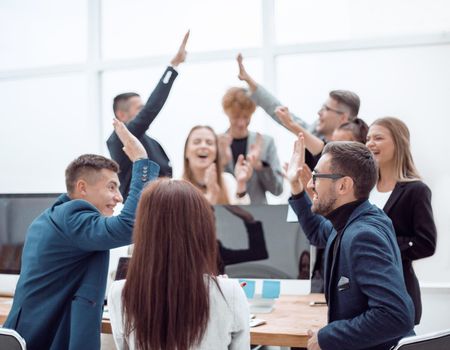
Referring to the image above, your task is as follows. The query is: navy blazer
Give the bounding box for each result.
[4,160,159,350]
[383,181,436,324]
[107,66,178,200]
[289,193,414,350]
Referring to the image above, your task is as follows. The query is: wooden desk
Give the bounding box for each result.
[1,294,327,348]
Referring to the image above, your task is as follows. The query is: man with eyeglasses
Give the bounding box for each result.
[286,136,414,350]
[236,53,360,141]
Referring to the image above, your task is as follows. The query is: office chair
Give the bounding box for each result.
[0,328,26,350]
[392,329,450,350]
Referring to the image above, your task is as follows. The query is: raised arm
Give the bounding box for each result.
[286,133,333,247]
[125,30,189,137]
[276,106,324,155]
[237,53,313,132]
[67,120,159,251]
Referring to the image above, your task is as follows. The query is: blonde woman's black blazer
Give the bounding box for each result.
[383,180,437,324]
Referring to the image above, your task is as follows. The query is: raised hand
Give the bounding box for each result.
[236,53,257,92]
[218,132,233,167]
[170,30,189,67]
[113,119,147,162]
[286,133,306,195]
[204,163,220,205]
[300,164,314,199]
[234,154,253,195]
[275,106,300,135]
[275,106,294,127]
[247,133,264,171]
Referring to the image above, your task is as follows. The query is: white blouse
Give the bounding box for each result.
[107,277,250,350]
[369,186,392,210]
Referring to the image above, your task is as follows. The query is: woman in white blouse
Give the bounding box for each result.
[108,179,250,350]
[183,125,251,205]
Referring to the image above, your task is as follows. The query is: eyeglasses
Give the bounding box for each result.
[319,104,345,115]
[311,172,345,186]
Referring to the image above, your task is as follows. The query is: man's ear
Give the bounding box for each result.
[340,113,350,124]
[115,110,125,122]
[338,176,354,195]
[74,179,88,197]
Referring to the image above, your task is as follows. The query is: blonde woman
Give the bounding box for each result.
[366,117,437,325]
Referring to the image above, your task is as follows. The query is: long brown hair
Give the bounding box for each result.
[182,125,229,204]
[122,179,219,350]
[371,117,421,181]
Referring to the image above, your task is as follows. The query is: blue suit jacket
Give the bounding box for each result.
[289,193,414,350]
[4,159,159,350]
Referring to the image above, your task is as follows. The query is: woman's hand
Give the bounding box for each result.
[204,163,220,205]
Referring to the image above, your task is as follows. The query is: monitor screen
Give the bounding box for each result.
[0,193,61,274]
[214,204,310,280]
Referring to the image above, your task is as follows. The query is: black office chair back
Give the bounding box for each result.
[0,328,26,350]
[393,329,450,350]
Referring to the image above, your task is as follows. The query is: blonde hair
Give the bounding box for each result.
[222,87,256,115]
[371,117,421,182]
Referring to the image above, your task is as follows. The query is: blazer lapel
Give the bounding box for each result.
[383,182,406,214]
[324,230,337,301]
[246,131,256,154]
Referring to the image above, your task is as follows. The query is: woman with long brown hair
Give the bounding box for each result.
[108,179,250,349]
[366,117,437,325]
[183,125,251,205]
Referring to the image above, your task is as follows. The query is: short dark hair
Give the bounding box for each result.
[65,154,119,194]
[329,90,360,119]
[113,93,140,115]
[322,142,377,199]
[337,118,369,144]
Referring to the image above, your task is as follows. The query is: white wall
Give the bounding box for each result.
[1,0,449,291]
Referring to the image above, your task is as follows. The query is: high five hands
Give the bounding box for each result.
[113,119,147,162]
[286,133,306,195]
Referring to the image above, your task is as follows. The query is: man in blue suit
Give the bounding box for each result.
[287,135,414,350]
[4,120,159,350]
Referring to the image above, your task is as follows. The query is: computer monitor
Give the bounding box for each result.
[0,193,61,295]
[214,204,311,294]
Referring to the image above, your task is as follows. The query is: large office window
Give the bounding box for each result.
[101,0,262,60]
[0,0,87,70]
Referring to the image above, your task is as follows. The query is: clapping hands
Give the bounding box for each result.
[204,163,221,205]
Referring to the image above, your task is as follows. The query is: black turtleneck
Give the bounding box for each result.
[325,199,365,265]
[325,199,365,233]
